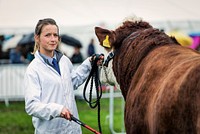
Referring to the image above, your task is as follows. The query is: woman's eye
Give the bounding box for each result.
[45,33,58,37]
[45,34,51,37]
[54,34,58,37]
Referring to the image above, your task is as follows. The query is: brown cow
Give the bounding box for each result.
[95,19,200,134]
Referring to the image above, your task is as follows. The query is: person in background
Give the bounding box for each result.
[0,35,4,59]
[9,45,25,64]
[70,46,83,64]
[87,38,96,56]
[26,46,35,63]
[24,18,103,134]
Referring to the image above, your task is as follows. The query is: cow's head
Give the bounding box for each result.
[95,17,153,99]
[94,27,119,88]
[95,18,152,50]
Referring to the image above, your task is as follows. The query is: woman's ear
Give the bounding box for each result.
[34,35,39,43]
[58,36,61,42]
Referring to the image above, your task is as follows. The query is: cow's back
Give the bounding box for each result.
[125,45,200,134]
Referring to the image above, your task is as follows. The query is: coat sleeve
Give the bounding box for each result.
[24,67,64,120]
[71,57,92,89]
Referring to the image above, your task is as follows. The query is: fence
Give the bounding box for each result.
[107,86,126,134]
[0,64,27,106]
[0,64,126,133]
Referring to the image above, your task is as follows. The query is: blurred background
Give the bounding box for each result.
[0,0,200,133]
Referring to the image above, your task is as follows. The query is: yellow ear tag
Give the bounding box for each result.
[103,35,111,48]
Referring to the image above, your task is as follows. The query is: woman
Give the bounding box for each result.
[24,18,103,134]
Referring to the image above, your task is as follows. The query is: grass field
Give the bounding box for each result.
[0,98,125,134]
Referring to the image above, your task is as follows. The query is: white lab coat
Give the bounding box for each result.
[24,50,92,134]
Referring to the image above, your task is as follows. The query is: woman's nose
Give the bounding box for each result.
[50,35,57,41]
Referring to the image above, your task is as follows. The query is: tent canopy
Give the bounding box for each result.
[1,0,200,58]
[0,0,200,34]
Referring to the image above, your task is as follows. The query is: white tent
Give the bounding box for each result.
[1,0,200,57]
[0,0,200,32]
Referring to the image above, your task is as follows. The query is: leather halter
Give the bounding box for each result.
[103,51,115,67]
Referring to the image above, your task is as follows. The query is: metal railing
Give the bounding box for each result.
[0,64,126,133]
[0,64,28,106]
[107,86,126,134]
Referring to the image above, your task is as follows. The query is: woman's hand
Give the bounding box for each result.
[90,54,104,66]
[60,107,72,121]
[97,55,104,66]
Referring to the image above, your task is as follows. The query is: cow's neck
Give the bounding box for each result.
[112,29,179,100]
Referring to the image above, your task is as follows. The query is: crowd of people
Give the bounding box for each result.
[0,33,97,65]
[0,34,34,64]
[70,38,96,64]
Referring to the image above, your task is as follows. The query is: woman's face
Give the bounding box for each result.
[35,24,59,57]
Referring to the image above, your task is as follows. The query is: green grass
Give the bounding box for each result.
[0,102,34,134]
[0,98,125,134]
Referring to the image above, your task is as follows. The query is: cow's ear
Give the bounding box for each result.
[95,27,115,49]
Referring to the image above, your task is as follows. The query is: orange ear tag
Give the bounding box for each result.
[103,35,111,48]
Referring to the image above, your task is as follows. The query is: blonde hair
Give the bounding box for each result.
[32,18,60,54]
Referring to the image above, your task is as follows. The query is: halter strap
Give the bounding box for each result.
[103,51,115,67]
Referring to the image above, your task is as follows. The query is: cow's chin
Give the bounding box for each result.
[100,58,120,90]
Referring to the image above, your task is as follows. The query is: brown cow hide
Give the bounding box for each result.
[95,20,200,134]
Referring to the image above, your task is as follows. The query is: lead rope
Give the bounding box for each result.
[83,54,104,133]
